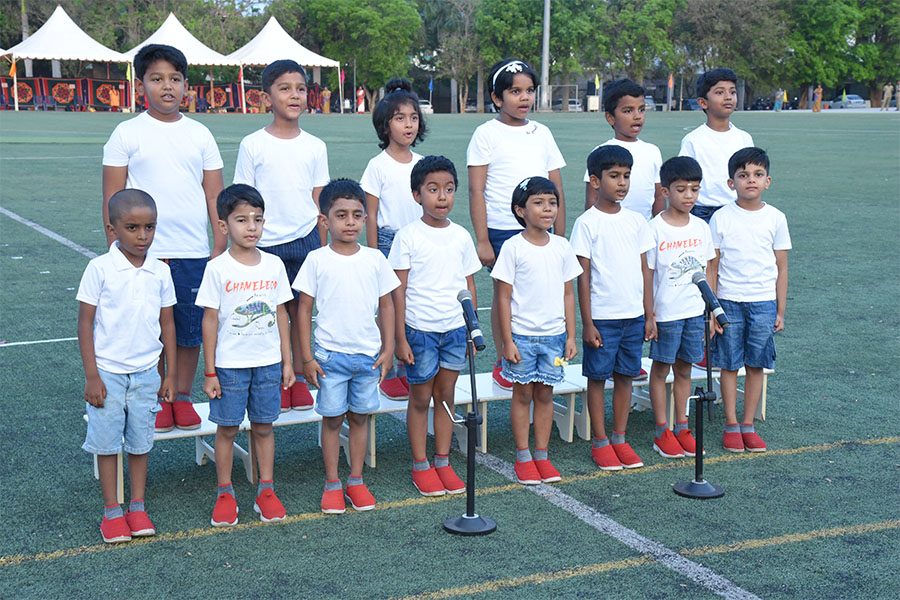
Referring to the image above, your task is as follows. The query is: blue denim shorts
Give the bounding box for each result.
[83,366,161,456]
[650,315,705,365]
[487,228,521,268]
[261,227,321,301]
[502,332,566,385]
[404,325,467,384]
[376,227,396,259]
[208,363,282,426]
[710,300,776,371]
[313,345,381,417]
[582,317,645,381]
[166,257,207,347]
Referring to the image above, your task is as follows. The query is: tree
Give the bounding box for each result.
[435,0,481,113]
[850,0,900,105]
[602,0,678,84]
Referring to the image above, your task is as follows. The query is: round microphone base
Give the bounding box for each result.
[673,479,725,499]
[443,513,497,536]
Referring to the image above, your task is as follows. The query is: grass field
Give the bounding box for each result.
[1,108,898,600]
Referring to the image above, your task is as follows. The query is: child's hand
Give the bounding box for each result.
[476,240,495,268]
[395,340,415,366]
[774,314,785,332]
[644,317,657,342]
[564,338,578,361]
[502,341,520,364]
[159,375,176,402]
[203,375,221,400]
[374,350,393,383]
[583,323,602,348]
[84,376,106,408]
[282,364,296,390]
[303,359,325,389]
[710,317,724,338]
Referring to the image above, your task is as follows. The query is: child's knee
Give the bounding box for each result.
[251,422,273,438]
[217,425,239,441]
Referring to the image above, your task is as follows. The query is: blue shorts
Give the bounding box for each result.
[710,300,776,371]
[83,366,161,456]
[404,325,467,384]
[582,317,645,381]
[487,228,522,267]
[209,363,282,426]
[690,204,722,223]
[261,227,321,301]
[650,315,705,364]
[376,227,396,259]
[166,258,207,347]
[313,345,381,417]
[502,332,566,385]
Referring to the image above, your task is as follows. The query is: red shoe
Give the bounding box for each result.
[379,376,409,401]
[591,444,623,471]
[291,381,314,411]
[675,428,701,457]
[154,402,174,433]
[101,515,132,543]
[412,466,446,497]
[492,360,513,391]
[742,430,767,452]
[534,459,562,483]
[723,431,745,453]
[321,487,346,514]
[125,510,155,536]
[345,483,376,511]
[435,464,465,494]
[653,429,685,458]
[611,442,644,468]
[635,368,649,381]
[172,400,201,430]
[254,489,286,522]
[695,353,720,371]
[280,385,291,412]
[211,493,238,527]
[514,459,541,485]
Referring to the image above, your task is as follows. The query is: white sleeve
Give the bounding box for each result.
[274,259,294,305]
[101,125,130,167]
[646,226,659,270]
[543,128,566,171]
[569,217,592,259]
[75,261,103,305]
[159,263,177,307]
[194,263,221,309]
[388,229,412,270]
[637,218,655,254]
[312,143,330,187]
[490,241,516,285]
[200,127,224,171]
[561,240,583,281]
[359,158,381,197]
[293,255,318,296]
[460,233,482,276]
[773,212,792,250]
[701,222,717,262]
[376,254,401,296]
[709,212,723,249]
[651,146,662,184]
[232,138,256,186]
[678,135,694,158]
[466,125,492,167]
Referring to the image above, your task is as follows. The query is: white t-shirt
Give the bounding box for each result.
[647,214,716,322]
[233,128,330,246]
[679,123,753,208]
[195,251,293,369]
[102,112,224,259]
[709,202,792,302]
[583,138,662,220]
[570,207,654,319]
[388,219,481,332]
[491,233,582,336]
[360,150,423,232]
[466,119,566,230]
[293,245,400,356]
[76,242,176,374]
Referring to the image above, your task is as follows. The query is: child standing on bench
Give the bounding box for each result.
[708,147,790,453]
[492,177,581,485]
[78,189,177,543]
[197,184,295,526]
[295,179,399,514]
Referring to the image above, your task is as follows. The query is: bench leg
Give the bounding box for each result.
[196,436,215,467]
[552,392,576,443]
[756,374,767,420]
[233,436,253,484]
[116,453,124,505]
[574,394,591,441]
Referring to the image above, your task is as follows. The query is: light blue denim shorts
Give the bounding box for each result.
[82,366,161,456]
[649,315,705,365]
[313,345,381,417]
[209,363,282,426]
[710,300,776,371]
[404,325,467,384]
[502,332,566,385]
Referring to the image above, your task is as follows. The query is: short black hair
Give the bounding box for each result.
[489,59,538,108]
[108,189,156,225]
[371,78,427,150]
[511,176,558,227]
[660,156,703,188]
[728,147,770,179]
[135,44,187,80]
[587,145,633,179]
[603,78,645,114]
[319,179,365,216]
[217,184,265,220]
[410,155,458,192]
[261,59,308,94]
[696,67,738,99]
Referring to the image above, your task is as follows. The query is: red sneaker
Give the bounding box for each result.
[379,376,410,401]
[101,515,132,543]
[172,400,201,430]
[280,385,291,412]
[291,381,314,411]
[653,429,685,458]
[534,459,562,483]
[492,360,513,391]
[211,493,238,527]
[514,459,541,485]
[412,466,446,497]
[345,483,376,511]
[435,464,465,494]
[254,488,286,522]
[723,431,745,453]
[675,428,701,457]
[591,445,623,471]
[742,430,767,452]
[635,368,649,381]
[611,442,644,468]
[154,402,174,433]
[695,355,707,369]
[125,510,155,536]
[321,487,346,514]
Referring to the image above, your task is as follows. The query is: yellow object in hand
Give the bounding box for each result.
[554,356,569,367]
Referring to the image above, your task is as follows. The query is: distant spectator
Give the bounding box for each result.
[812,84,823,112]
[880,81,893,111]
[773,88,785,112]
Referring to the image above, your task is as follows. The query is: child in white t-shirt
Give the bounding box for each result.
[493,177,581,486]
[295,179,399,514]
[570,145,655,472]
[646,157,716,460]
[709,147,790,453]
[583,79,664,220]
[467,59,567,390]
[233,60,330,412]
[196,185,295,527]
[78,190,177,544]
[389,156,481,497]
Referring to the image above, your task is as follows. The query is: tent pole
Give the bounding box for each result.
[13,56,18,111]
[336,65,342,114]
[240,64,246,114]
[130,62,135,113]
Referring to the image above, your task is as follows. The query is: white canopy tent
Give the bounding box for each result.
[226,17,341,113]
[1,5,128,111]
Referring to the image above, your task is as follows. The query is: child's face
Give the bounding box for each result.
[219,202,264,251]
[492,73,535,123]
[516,193,558,231]
[589,166,630,205]
[106,206,157,266]
[663,179,701,214]
[606,95,645,141]
[323,197,366,244]
[728,163,770,202]
[263,71,307,120]
[413,170,456,227]
[387,102,420,148]
[699,80,737,118]
[138,59,185,120]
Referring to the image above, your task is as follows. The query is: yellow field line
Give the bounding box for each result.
[1,436,895,568]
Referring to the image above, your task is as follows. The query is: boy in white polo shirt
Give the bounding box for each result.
[78,190,177,544]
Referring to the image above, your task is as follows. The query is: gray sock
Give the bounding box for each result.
[516,448,532,462]
[347,475,363,487]
[413,459,430,471]
[176,392,191,403]
[592,437,609,449]
[434,454,449,468]
[257,480,274,496]
[611,432,626,445]
[128,499,145,513]
[674,421,688,434]
[655,423,669,438]
[740,423,755,434]
[725,423,741,434]
[533,448,548,461]
[325,479,342,491]
[217,482,235,498]
[104,505,123,520]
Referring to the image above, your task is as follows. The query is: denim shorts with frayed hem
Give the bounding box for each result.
[710,300,776,371]
[83,366,161,455]
[502,332,566,385]
[209,363,282,426]
[582,317,645,381]
[404,325,467,384]
[313,346,381,417]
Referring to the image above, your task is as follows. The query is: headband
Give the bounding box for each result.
[492,61,527,89]
[519,178,531,191]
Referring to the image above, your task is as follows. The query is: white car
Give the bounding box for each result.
[552,98,583,112]
[419,100,434,114]
[829,94,865,109]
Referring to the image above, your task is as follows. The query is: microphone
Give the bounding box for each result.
[457,290,486,351]
[691,271,729,329]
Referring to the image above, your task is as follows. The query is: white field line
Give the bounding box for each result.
[0,205,98,259]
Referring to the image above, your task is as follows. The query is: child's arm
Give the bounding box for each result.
[312,186,327,247]
[642,253,657,341]
[707,251,723,336]
[201,307,221,399]
[548,168,566,236]
[202,169,226,258]
[468,165,494,266]
[496,281,518,363]
[652,183,666,216]
[159,306,177,402]
[297,292,325,387]
[392,270,414,366]
[577,256,602,348]
[774,249,788,332]
[77,302,106,407]
[365,193,380,249]
[375,293,395,382]
[101,166,127,248]
[276,304,296,390]
[564,279,578,360]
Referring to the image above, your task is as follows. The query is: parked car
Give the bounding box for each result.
[643,96,657,111]
[464,101,477,113]
[419,99,434,114]
[749,97,773,111]
[829,94,866,109]
[552,98,583,112]
[681,98,702,111]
